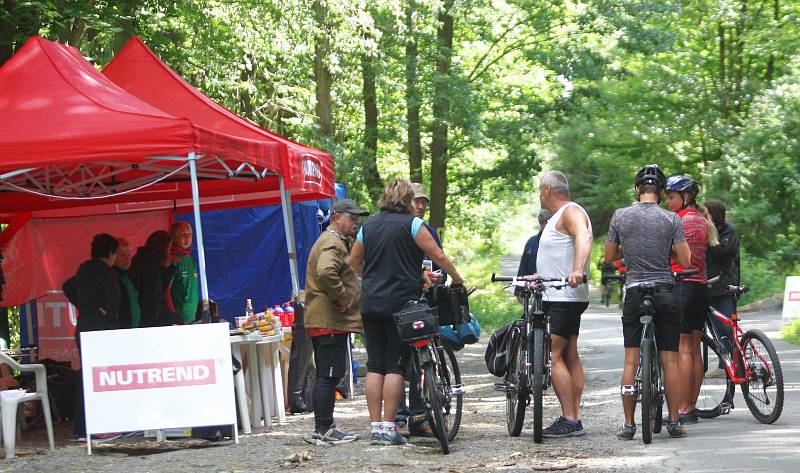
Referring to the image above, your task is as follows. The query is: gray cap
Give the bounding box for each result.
[333,199,369,216]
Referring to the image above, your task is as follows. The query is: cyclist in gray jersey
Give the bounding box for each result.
[605,164,691,440]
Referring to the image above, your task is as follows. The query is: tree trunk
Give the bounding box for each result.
[313,0,334,144]
[362,48,382,202]
[428,0,455,237]
[113,0,138,54]
[765,0,780,85]
[718,23,729,118]
[405,0,423,184]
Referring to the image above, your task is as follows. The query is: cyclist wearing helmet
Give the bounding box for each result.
[605,164,691,439]
[664,175,718,424]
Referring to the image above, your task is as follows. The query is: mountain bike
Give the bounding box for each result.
[694,277,784,424]
[632,269,698,444]
[393,290,471,453]
[492,273,585,443]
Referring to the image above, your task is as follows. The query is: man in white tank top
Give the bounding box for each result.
[535,171,592,438]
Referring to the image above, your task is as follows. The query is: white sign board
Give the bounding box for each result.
[782,276,800,324]
[81,324,235,437]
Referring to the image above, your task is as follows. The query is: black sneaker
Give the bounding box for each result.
[542,416,585,438]
[680,411,699,424]
[306,425,358,445]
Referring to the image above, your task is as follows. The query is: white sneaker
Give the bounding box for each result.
[705,368,726,379]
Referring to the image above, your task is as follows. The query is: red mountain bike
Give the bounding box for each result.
[694,277,784,423]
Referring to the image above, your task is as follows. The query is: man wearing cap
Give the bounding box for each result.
[411,183,445,284]
[303,199,370,445]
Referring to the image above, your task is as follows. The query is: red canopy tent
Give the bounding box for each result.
[103,36,335,206]
[0,36,334,302]
[101,37,336,294]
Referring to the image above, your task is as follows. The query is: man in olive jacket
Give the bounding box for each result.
[303,199,369,446]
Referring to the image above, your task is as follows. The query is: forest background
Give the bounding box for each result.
[2,0,800,339]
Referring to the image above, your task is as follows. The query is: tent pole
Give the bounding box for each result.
[188,153,210,308]
[279,176,300,298]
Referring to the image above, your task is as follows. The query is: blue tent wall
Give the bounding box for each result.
[177,201,320,322]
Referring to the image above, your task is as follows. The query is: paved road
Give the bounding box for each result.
[579,291,799,472]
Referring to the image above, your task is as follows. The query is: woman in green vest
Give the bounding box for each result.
[169,222,199,324]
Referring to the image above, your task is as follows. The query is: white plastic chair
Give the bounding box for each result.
[0,351,55,459]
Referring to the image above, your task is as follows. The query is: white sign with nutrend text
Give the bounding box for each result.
[782,276,800,324]
[81,324,235,439]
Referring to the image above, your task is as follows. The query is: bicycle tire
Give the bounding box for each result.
[423,364,450,453]
[641,338,654,444]
[740,329,784,424]
[695,335,734,419]
[602,289,610,307]
[505,329,527,436]
[442,343,463,441]
[532,328,545,443]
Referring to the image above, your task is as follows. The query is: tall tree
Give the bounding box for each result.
[313,0,334,144]
[362,33,382,202]
[428,0,455,235]
[405,0,423,183]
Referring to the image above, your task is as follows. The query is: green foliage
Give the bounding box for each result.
[782,317,800,346]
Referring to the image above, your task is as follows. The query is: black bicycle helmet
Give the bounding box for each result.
[665,175,699,196]
[634,164,666,189]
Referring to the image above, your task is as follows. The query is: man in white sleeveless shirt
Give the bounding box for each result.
[535,171,592,438]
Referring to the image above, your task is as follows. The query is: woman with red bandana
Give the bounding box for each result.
[664,175,718,424]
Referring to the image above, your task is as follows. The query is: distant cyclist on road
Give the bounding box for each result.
[664,175,718,424]
[605,164,691,440]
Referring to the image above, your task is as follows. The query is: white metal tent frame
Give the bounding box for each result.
[0,152,302,306]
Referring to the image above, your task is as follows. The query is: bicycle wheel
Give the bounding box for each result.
[695,335,734,419]
[442,343,463,441]
[423,364,450,453]
[505,328,527,436]
[640,338,654,444]
[532,328,545,443]
[652,355,663,434]
[602,288,610,307]
[740,330,784,424]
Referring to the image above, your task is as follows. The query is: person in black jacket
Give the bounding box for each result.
[61,233,120,437]
[62,233,121,338]
[704,200,740,367]
[128,230,183,327]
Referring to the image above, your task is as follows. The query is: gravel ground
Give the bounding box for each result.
[3,283,795,472]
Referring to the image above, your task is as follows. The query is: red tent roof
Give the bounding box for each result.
[0,37,292,216]
[103,37,335,203]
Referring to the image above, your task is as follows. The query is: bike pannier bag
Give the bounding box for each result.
[430,285,470,326]
[393,301,439,342]
[484,321,517,377]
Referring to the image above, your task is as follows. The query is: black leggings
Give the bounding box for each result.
[311,333,349,433]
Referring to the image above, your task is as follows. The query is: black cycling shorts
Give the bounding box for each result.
[677,281,709,334]
[544,301,589,338]
[362,315,410,376]
[622,285,681,352]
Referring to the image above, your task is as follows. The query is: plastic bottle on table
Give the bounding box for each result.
[283,304,295,328]
[272,305,284,333]
[245,298,255,329]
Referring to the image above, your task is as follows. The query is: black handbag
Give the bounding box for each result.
[428,285,470,326]
[393,300,439,342]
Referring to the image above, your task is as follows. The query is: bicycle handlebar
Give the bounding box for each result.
[491,273,588,284]
[673,269,700,279]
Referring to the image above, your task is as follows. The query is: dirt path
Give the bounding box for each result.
[5,284,797,472]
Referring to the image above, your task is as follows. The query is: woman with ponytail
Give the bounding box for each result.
[664,175,718,424]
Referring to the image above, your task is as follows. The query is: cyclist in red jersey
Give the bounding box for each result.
[664,175,719,424]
